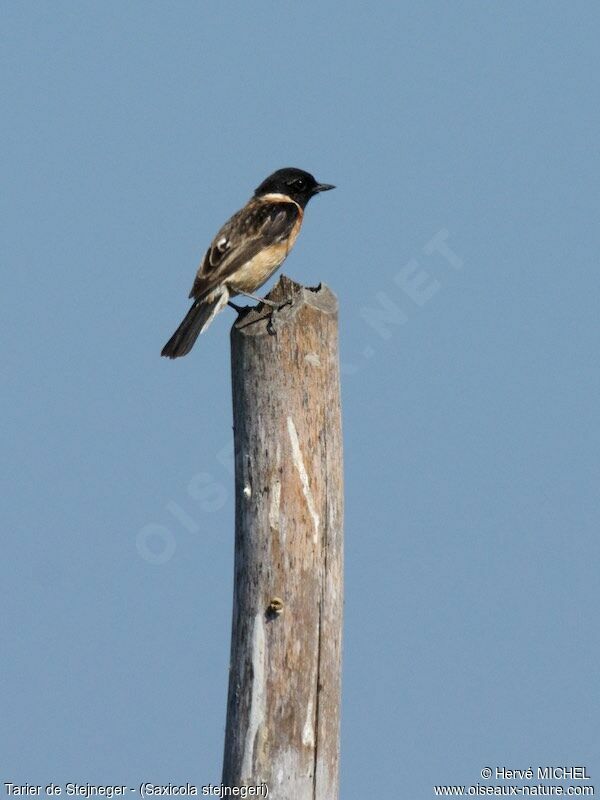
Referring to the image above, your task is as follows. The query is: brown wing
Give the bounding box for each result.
[189,199,300,299]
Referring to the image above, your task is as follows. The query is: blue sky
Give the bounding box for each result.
[2,2,599,796]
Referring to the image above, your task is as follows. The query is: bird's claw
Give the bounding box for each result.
[266,297,293,335]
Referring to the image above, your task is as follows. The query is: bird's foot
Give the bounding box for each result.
[266,298,293,336]
[235,291,293,311]
[231,292,293,334]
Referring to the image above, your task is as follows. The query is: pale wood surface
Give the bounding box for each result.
[222,276,344,800]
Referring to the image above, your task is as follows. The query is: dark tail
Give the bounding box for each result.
[161,290,228,358]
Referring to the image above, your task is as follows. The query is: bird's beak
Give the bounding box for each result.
[314,182,336,193]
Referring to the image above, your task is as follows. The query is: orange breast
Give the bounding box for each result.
[227,209,303,295]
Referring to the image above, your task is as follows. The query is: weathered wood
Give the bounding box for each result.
[223,276,344,799]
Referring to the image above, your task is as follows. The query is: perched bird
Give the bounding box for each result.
[161,167,335,358]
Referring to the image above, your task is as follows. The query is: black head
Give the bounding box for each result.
[254,167,335,208]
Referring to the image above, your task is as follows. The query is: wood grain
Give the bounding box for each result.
[222,276,344,800]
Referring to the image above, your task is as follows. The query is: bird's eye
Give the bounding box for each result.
[294,178,305,189]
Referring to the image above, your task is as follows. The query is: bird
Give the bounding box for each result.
[161,167,335,358]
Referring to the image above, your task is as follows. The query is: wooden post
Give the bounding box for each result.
[223,276,344,799]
